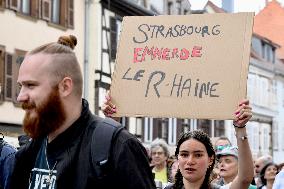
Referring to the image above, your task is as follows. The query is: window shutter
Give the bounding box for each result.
[42,0,51,21]
[0,0,5,8]
[67,0,74,28]
[9,0,20,11]
[110,17,117,61]
[60,0,67,27]
[4,53,13,101]
[31,0,39,18]
[13,49,26,105]
[0,46,5,102]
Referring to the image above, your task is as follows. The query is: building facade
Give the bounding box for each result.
[0,0,85,143]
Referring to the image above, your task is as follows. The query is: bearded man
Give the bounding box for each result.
[10,35,155,189]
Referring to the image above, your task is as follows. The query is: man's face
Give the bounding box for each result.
[17,54,66,138]
[254,159,264,176]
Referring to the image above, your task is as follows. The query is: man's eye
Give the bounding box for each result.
[27,84,35,88]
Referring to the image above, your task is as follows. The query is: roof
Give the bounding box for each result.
[253,0,284,59]
[204,1,226,13]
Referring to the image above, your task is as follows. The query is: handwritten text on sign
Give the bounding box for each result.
[111,14,253,119]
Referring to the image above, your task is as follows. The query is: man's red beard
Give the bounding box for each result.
[22,86,66,139]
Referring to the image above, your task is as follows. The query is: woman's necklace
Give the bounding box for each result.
[45,137,57,186]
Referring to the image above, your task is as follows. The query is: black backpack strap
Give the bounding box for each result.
[90,117,124,179]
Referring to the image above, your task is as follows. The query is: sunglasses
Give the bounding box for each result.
[216,144,232,152]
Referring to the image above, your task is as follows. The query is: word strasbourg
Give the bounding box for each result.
[132,24,221,44]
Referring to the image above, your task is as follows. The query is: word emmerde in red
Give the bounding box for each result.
[133,46,202,63]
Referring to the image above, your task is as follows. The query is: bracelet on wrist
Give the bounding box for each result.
[233,123,246,128]
[235,133,248,141]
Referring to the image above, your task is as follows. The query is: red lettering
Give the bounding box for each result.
[191,46,202,57]
[180,48,190,60]
[172,48,179,59]
[153,48,163,60]
[162,48,170,60]
[141,46,153,62]
[133,48,143,63]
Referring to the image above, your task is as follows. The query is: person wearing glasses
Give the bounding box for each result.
[150,138,170,188]
[215,136,232,153]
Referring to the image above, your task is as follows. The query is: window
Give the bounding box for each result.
[4,53,13,101]
[144,117,153,143]
[0,46,5,102]
[21,0,30,14]
[197,119,211,136]
[214,120,225,137]
[67,0,74,28]
[272,120,278,150]
[247,122,259,156]
[9,0,20,11]
[136,117,142,137]
[13,49,26,105]
[128,117,142,138]
[261,123,270,155]
[167,1,173,15]
[176,0,182,15]
[0,0,5,8]
[168,118,177,145]
[51,0,59,24]
[42,0,51,21]
[247,74,254,103]
[110,16,117,61]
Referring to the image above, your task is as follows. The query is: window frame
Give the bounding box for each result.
[4,52,13,101]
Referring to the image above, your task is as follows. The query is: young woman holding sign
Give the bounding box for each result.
[102,96,254,189]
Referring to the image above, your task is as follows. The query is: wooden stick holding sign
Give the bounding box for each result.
[110,13,254,119]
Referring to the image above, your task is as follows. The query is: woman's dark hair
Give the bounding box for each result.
[260,162,278,186]
[173,130,215,189]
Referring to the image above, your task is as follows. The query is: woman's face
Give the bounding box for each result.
[218,155,238,181]
[264,165,278,182]
[178,139,213,184]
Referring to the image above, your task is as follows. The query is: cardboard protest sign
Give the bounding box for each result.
[110,13,254,119]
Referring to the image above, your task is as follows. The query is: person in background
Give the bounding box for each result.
[258,162,278,189]
[212,136,232,184]
[254,155,273,187]
[0,133,16,189]
[216,146,257,189]
[17,135,30,150]
[150,138,170,188]
[215,136,232,153]
[276,162,284,171]
[272,169,284,189]
[168,155,179,183]
[165,99,254,189]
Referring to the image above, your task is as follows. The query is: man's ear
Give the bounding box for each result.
[58,77,73,97]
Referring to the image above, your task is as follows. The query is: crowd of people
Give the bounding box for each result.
[0,35,283,189]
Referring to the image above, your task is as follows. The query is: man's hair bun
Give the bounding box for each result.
[57,35,77,50]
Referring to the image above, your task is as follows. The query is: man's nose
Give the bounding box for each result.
[17,87,28,102]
